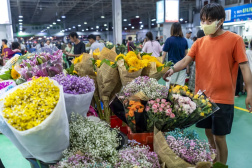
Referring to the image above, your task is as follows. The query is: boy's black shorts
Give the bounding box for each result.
[196,103,234,136]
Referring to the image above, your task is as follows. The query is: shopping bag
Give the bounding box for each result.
[64,91,94,121]
[0,79,69,163]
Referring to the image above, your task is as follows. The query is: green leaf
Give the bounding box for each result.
[90,58,97,71]
[140,52,152,57]
[213,162,228,168]
[0,69,12,80]
[37,57,43,65]
[25,63,31,68]
[157,66,163,72]
[66,64,74,74]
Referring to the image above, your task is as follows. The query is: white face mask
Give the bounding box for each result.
[200,20,221,35]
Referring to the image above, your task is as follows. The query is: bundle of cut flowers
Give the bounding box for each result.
[115,51,149,85]
[18,50,63,80]
[63,113,120,165]
[50,153,112,168]
[165,129,216,165]
[115,140,160,168]
[52,73,95,120]
[146,98,176,132]
[117,76,169,102]
[2,77,60,131]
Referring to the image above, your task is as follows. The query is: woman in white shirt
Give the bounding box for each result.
[247,41,252,73]
[142,32,162,57]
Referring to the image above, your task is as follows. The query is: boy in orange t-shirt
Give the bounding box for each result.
[163,3,252,165]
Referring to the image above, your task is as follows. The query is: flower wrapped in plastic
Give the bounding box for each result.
[52,73,95,120]
[0,77,69,163]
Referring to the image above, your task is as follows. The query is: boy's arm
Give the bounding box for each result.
[240,62,252,111]
[163,55,193,81]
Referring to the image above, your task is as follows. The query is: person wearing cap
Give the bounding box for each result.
[88,34,105,52]
[185,30,193,49]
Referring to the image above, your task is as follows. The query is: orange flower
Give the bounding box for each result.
[131,120,136,124]
[129,100,135,105]
[129,110,134,117]
[138,108,144,113]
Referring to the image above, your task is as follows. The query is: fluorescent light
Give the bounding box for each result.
[101,15,105,18]
[19,28,22,30]
[19,19,23,22]
[57,19,61,22]
[68,28,71,30]
[47,27,49,29]
[44,36,46,38]
[19,16,23,18]
[19,23,22,25]
[65,29,68,31]
[132,26,134,29]
[140,27,142,29]
[73,26,76,28]
[104,24,107,26]
[61,16,66,18]
[128,24,131,26]
[151,19,156,21]
[141,25,144,27]
[180,18,183,21]
[136,16,139,18]
[139,21,142,24]
[185,21,187,23]
[84,22,87,24]
[50,25,53,27]
[53,22,56,25]
[79,36,81,38]
[82,29,84,31]
[105,28,108,30]
[124,27,127,30]
[123,19,127,21]
[78,25,81,27]
[86,28,89,30]
[96,26,99,29]
[91,27,94,30]
[151,23,154,25]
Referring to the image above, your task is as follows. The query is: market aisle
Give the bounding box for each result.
[0,95,251,168]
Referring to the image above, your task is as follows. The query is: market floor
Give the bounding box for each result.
[0,82,252,168]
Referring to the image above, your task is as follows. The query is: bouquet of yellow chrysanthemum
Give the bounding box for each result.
[141,55,173,80]
[0,77,69,163]
[73,54,83,65]
[91,58,122,123]
[92,48,100,60]
[116,51,149,86]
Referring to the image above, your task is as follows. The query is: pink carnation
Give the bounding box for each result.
[145,106,150,112]
[156,98,160,103]
[149,100,155,105]
[166,108,172,114]
[153,109,158,113]
[170,113,175,118]
[161,104,165,108]
[152,104,158,110]
[161,99,166,103]
[159,107,163,112]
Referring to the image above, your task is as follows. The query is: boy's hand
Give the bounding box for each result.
[246,93,252,112]
[163,69,174,82]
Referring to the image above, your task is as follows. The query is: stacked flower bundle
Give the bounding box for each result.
[2,77,60,131]
[19,50,63,80]
[52,73,95,120]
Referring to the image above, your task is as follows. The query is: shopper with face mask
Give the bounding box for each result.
[163,3,252,165]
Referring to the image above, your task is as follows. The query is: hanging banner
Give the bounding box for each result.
[225,3,252,23]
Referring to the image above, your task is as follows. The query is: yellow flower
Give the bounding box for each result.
[190,93,194,97]
[194,94,199,99]
[3,77,59,131]
[201,99,206,104]
[207,102,212,107]
[73,70,78,74]
[110,62,115,65]
[128,67,139,72]
[11,66,20,79]
[186,91,190,96]
[95,60,102,68]
[95,72,97,75]
[200,95,204,99]
[93,51,100,56]
[125,51,137,63]
[115,54,125,61]
[73,54,83,64]
[200,112,205,117]
[183,85,188,90]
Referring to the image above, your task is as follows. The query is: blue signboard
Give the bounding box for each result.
[225,3,252,23]
[156,0,164,24]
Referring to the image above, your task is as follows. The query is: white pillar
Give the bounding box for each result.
[112,0,122,45]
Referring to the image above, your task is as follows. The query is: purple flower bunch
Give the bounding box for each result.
[115,143,160,168]
[0,81,13,90]
[52,73,95,94]
[50,153,112,168]
[19,50,63,80]
[166,135,215,165]
[118,76,169,100]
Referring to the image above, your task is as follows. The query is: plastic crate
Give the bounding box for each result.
[127,127,154,151]
[110,115,128,135]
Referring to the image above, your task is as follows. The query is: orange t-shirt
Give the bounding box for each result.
[188,31,248,104]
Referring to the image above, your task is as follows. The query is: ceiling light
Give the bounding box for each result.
[104,24,107,26]
[19,19,23,22]
[78,25,81,27]
[128,24,131,26]
[185,21,188,23]
[180,18,183,21]
[132,26,134,29]
[136,16,139,18]
[73,26,76,28]
[50,25,53,27]
[47,27,49,29]
[124,27,127,30]
[53,22,56,25]
[61,16,66,18]
[101,15,105,18]
[65,29,68,31]
[86,28,89,30]
[79,36,81,38]
[82,29,84,31]
[140,27,142,29]
[151,23,154,25]
[84,22,87,24]
[19,28,22,30]
[19,23,22,25]
[57,19,61,22]
[91,27,93,30]
[151,19,156,21]
[123,19,127,21]
[96,26,99,29]
[139,21,142,24]
[19,15,23,18]
[68,28,71,30]
[106,28,108,30]
[44,36,46,38]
